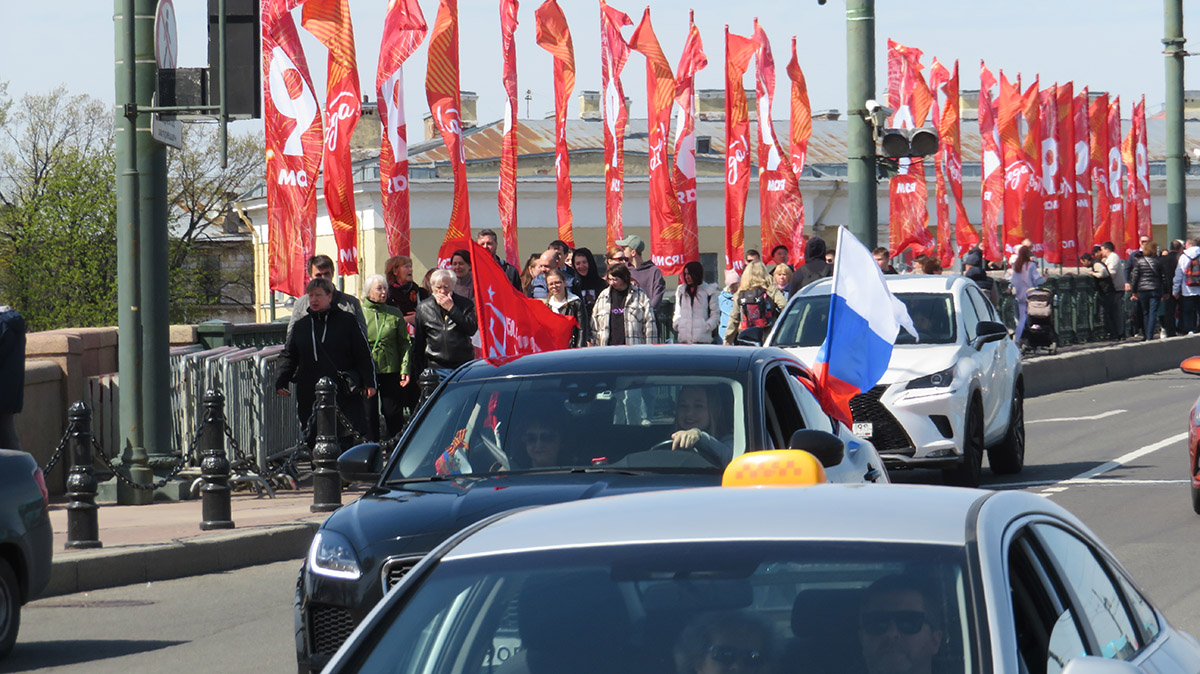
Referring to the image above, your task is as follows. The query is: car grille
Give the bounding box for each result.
[310,604,358,656]
[381,555,424,592]
[849,385,914,455]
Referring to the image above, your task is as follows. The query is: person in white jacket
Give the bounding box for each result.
[1173,237,1200,334]
[672,261,721,344]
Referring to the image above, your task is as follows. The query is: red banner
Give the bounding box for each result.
[469,239,575,359]
[1038,85,1059,263]
[1129,96,1151,243]
[753,22,805,270]
[978,63,1003,261]
[301,0,359,275]
[1088,92,1110,246]
[498,0,519,266]
[930,60,951,267]
[1107,98,1127,254]
[885,40,933,258]
[600,1,633,253]
[535,0,575,247]
[673,11,706,268]
[263,1,322,298]
[629,9,685,275]
[724,27,757,272]
[1020,79,1043,255]
[1056,82,1077,263]
[998,73,1037,253]
[931,59,977,266]
[425,0,470,268]
[1073,89,1093,255]
[786,37,811,268]
[376,0,426,258]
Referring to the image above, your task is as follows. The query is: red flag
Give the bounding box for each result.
[723,27,757,272]
[978,63,1003,261]
[468,239,575,359]
[1130,95,1152,242]
[886,39,933,258]
[263,1,323,298]
[786,37,811,268]
[930,60,951,267]
[377,0,426,258]
[629,9,686,275]
[302,0,360,275]
[600,1,633,252]
[998,73,1038,253]
[1020,79,1043,255]
[1056,82,1078,263]
[1038,84,1059,264]
[673,11,707,268]
[425,0,470,268]
[1088,92,1110,246]
[535,0,576,247]
[930,59,977,267]
[1106,98,1127,255]
[1073,89,1093,255]
[498,0,519,266]
[753,21,805,270]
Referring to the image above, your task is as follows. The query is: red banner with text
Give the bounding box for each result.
[498,0,519,266]
[753,22,805,269]
[600,1,633,252]
[425,0,470,267]
[1038,85,1059,263]
[1107,98,1127,254]
[724,28,757,272]
[886,40,933,258]
[1055,82,1077,263]
[535,0,576,247]
[376,0,426,258]
[978,63,1003,261]
[1073,89,1093,254]
[1088,92,1110,247]
[673,11,706,268]
[786,37,811,268]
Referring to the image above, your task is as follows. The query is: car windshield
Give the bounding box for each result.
[343,540,975,674]
[387,372,748,479]
[772,292,958,347]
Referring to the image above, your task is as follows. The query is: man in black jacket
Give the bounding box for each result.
[790,237,833,295]
[276,278,377,437]
[411,269,479,401]
[287,254,367,339]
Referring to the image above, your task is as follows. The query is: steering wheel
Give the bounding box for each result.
[647,438,725,468]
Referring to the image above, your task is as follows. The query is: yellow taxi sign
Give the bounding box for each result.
[722,450,827,487]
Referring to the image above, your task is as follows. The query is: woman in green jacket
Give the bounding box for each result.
[363,274,411,440]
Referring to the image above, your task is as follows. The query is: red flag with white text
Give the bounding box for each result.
[1106,98,1128,255]
[263,1,322,298]
[535,0,576,247]
[1130,96,1151,242]
[469,239,575,359]
[753,21,805,269]
[724,27,757,272]
[786,37,811,268]
[930,60,951,267]
[600,1,633,252]
[426,0,471,268]
[978,63,1003,261]
[1056,82,1077,263]
[997,73,1037,253]
[376,0,426,258]
[931,59,977,267]
[1088,92,1110,246]
[1073,89,1093,254]
[1038,85,1059,263]
[498,0,519,266]
[629,9,686,275]
[1020,79,1043,255]
[886,40,933,258]
[673,11,706,268]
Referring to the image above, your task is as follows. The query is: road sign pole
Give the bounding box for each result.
[846,0,879,248]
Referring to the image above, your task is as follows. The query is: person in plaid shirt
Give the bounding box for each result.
[591,263,658,346]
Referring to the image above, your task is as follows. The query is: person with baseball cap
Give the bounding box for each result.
[615,234,665,311]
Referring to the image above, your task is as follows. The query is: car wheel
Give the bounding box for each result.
[945,398,984,488]
[0,557,20,660]
[988,384,1025,475]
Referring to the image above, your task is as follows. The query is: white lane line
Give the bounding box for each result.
[996,478,1189,489]
[1027,409,1126,424]
[1071,433,1187,481]
[994,432,1189,496]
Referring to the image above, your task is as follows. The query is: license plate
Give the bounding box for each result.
[852,422,874,439]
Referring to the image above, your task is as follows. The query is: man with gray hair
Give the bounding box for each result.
[411,269,478,401]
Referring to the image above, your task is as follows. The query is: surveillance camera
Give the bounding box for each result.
[865,99,881,113]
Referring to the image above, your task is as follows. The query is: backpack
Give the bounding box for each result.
[738,288,778,330]
[1185,253,1200,287]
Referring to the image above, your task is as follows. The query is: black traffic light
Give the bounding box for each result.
[880,128,938,159]
[208,0,260,119]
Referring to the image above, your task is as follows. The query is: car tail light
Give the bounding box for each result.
[33,467,49,506]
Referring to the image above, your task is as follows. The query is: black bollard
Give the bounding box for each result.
[199,389,235,530]
[311,377,342,513]
[65,401,102,550]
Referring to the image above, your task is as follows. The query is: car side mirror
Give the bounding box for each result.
[737,326,765,346]
[972,321,1008,349]
[1181,356,1200,375]
[338,442,383,484]
[1059,656,1141,674]
[787,430,844,468]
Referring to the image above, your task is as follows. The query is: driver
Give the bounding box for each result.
[670,385,733,463]
[517,418,564,469]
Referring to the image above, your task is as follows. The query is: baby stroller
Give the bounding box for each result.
[1023,287,1056,354]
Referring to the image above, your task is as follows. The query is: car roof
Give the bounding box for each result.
[442,484,1006,559]
[799,274,968,297]
[453,345,798,381]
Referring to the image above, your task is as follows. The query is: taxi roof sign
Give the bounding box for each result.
[722,450,826,487]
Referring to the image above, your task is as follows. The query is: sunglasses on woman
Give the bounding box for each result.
[860,610,928,636]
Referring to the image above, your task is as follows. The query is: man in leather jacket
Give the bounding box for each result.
[411,269,479,400]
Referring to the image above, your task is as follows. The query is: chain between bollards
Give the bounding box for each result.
[199,389,235,530]
[64,402,102,550]
[311,377,342,513]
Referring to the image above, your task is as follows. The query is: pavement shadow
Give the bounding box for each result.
[3,638,184,671]
[886,460,1103,489]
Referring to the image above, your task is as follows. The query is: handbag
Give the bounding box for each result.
[337,369,364,397]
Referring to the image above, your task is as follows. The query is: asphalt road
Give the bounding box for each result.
[8,368,1200,672]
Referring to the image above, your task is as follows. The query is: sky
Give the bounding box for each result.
[0,1,1189,136]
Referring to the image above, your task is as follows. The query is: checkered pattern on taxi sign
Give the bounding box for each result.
[722,450,826,487]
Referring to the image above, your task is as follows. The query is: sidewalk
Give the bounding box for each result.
[44,484,342,597]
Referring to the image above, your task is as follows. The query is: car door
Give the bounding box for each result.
[761,364,807,451]
[965,284,1010,440]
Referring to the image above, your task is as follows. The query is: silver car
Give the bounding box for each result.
[324,482,1200,674]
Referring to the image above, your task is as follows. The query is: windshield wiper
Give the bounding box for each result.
[385,474,487,485]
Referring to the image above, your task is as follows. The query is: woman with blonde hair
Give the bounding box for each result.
[723,261,787,344]
[772,264,793,301]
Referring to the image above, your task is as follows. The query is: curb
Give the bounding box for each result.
[1023,333,1200,398]
[45,520,322,597]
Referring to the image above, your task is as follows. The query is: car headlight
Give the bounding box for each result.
[908,366,955,389]
[308,531,363,580]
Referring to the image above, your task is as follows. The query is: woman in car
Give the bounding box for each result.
[674,610,777,674]
[671,385,733,463]
[515,418,564,469]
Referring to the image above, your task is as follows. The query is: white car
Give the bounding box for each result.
[764,274,1024,486]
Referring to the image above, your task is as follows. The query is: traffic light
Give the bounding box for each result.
[879,128,938,159]
[208,0,260,119]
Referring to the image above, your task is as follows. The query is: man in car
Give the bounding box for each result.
[858,575,945,674]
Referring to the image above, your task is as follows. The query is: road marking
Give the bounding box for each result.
[1071,433,1187,481]
[990,432,1189,496]
[1027,409,1126,424]
[996,478,1189,489]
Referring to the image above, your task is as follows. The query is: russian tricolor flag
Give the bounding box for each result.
[812,227,916,426]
